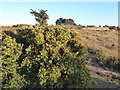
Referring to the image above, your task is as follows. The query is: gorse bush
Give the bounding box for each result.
[12,24,30,27]
[2,25,91,88]
[2,32,27,88]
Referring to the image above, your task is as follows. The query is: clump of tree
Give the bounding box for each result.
[103,25,109,27]
[109,26,117,30]
[30,9,49,25]
[103,25,119,30]
[55,18,76,25]
[117,26,120,30]
[87,25,96,27]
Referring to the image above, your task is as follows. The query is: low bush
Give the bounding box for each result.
[12,24,30,27]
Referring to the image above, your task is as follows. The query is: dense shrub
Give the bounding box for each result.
[1,32,27,88]
[109,26,117,30]
[2,25,91,88]
[12,24,30,27]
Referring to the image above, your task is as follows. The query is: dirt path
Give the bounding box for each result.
[87,65,120,77]
[91,77,118,88]
[87,65,120,88]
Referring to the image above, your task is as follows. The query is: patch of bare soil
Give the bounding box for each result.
[91,77,118,88]
[87,64,120,88]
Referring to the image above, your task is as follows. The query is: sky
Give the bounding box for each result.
[0,2,118,26]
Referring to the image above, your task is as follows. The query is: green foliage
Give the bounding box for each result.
[2,26,91,88]
[109,26,117,30]
[2,31,27,88]
[12,24,30,27]
[56,18,76,25]
[117,26,120,30]
[30,9,49,25]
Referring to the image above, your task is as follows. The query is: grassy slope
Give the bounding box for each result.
[78,29,118,58]
[77,28,119,88]
[66,26,119,87]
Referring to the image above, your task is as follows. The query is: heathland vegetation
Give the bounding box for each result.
[1,9,120,88]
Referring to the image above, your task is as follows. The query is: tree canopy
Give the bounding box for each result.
[56,18,76,25]
[30,9,49,25]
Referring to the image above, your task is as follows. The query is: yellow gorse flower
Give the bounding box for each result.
[11,59,15,62]
[49,60,52,63]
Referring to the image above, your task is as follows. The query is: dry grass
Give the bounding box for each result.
[0,26,17,33]
[77,29,118,58]
[82,27,109,30]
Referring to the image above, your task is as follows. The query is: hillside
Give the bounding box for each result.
[0,25,120,88]
[77,27,119,88]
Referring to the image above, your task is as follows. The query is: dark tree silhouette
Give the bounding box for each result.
[56,18,76,25]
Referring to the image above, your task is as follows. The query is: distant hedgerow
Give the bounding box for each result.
[2,25,91,88]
